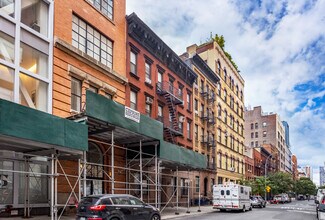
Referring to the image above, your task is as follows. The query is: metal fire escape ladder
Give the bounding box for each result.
[164,93,179,143]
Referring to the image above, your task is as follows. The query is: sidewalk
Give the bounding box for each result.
[161,205,216,219]
[4,206,215,220]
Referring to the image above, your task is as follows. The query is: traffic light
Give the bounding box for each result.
[266,186,271,192]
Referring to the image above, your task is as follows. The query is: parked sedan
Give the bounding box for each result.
[274,195,285,204]
[76,194,160,220]
[250,196,266,208]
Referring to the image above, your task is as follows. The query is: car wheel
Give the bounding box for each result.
[220,209,226,212]
[259,204,263,208]
[249,205,252,211]
[151,214,160,220]
[242,206,246,212]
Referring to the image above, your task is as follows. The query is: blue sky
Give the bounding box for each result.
[126,0,325,185]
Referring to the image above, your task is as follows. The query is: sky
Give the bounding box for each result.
[126,0,325,185]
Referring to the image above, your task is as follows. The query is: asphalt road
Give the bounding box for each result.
[172,200,317,220]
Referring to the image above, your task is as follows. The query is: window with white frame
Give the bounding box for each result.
[195,176,200,192]
[21,0,49,36]
[187,92,191,110]
[145,61,151,83]
[71,77,82,112]
[0,0,14,17]
[130,90,137,110]
[89,0,113,20]
[195,124,198,140]
[187,120,191,139]
[130,51,137,75]
[72,15,113,69]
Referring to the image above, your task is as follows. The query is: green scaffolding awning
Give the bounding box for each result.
[159,141,207,169]
[85,91,163,141]
[0,99,88,151]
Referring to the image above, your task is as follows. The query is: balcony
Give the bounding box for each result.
[156,81,183,105]
[208,92,216,104]
[201,135,216,147]
[200,88,209,99]
[157,116,183,137]
[201,112,216,125]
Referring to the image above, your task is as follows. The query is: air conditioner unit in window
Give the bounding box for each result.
[195,110,198,115]
[194,83,198,90]
[146,97,153,104]
[179,116,185,123]
[229,167,235,172]
[145,78,152,84]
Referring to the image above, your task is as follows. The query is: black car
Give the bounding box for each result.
[76,194,160,220]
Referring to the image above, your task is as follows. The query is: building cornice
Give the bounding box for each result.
[192,54,220,84]
[127,13,197,86]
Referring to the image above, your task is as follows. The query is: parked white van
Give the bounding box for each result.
[213,182,252,212]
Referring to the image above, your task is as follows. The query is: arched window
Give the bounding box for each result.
[86,142,104,195]
[224,68,227,82]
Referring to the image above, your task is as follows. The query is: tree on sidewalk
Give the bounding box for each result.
[268,172,294,195]
[295,177,316,195]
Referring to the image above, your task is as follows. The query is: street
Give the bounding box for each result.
[170,200,316,220]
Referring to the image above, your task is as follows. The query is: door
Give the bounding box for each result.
[110,197,134,220]
[204,177,208,196]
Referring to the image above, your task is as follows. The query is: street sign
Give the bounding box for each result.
[266,186,271,192]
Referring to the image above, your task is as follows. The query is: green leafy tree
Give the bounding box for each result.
[268,172,294,194]
[295,177,317,195]
[319,185,325,189]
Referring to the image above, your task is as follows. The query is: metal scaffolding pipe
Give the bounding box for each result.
[198,171,201,212]
[139,140,143,201]
[175,167,179,215]
[155,144,158,208]
[186,170,190,213]
[51,154,55,220]
[111,131,115,194]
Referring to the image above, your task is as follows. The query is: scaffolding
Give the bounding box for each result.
[0,129,209,220]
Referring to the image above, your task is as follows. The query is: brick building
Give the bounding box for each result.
[292,154,298,180]
[244,106,287,172]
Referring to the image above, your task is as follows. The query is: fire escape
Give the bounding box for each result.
[157,81,183,143]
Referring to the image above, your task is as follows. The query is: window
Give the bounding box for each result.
[255,141,258,147]
[181,178,188,195]
[217,129,221,142]
[255,123,258,129]
[20,42,48,78]
[145,62,151,82]
[89,0,113,20]
[187,120,191,139]
[226,190,230,195]
[251,123,254,129]
[225,132,228,146]
[72,15,113,69]
[88,85,98,93]
[187,93,191,110]
[217,82,221,96]
[211,178,215,192]
[130,51,137,75]
[145,102,151,117]
[200,79,204,92]
[0,32,14,63]
[217,60,221,74]
[263,122,267,127]
[194,99,198,111]
[0,0,14,17]
[263,131,267,137]
[178,115,184,133]
[71,77,82,112]
[21,0,49,36]
[130,90,137,110]
[224,89,227,102]
[255,132,258,138]
[195,124,198,140]
[104,92,112,99]
[224,110,227,124]
[200,103,204,117]
[0,64,14,101]
[218,152,222,168]
[250,142,254,147]
[195,176,200,192]
[157,70,163,85]
[224,68,227,82]
[218,105,221,117]
[218,177,223,184]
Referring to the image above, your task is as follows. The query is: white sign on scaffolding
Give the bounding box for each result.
[125,106,140,123]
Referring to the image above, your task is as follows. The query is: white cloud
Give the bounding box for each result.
[126,0,325,170]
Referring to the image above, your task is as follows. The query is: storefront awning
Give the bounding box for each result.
[0,99,88,153]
